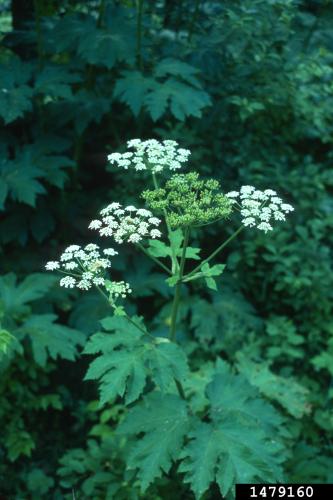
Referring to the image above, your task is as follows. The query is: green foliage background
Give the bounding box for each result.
[0,0,332,497]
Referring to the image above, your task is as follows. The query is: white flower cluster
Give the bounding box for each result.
[89,203,162,244]
[108,138,191,173]
[45,243,117,290]
[226,186,294,232]
[106,280,132,300]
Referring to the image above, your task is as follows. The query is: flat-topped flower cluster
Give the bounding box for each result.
[108,139,191,174]
[89,203,162,244]
[226,186,294,232]
[45,243,118,290]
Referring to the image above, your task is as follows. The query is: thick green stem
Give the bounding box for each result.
[152,173,179,273]
[137,243,171,274]
[184,226,244,280]
[169,227,190,342]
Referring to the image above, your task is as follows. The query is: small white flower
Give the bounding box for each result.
[273,211,286,221]
[264,189,277,196]
[136,208,152,217]
[148,217,161,226]
[281,203,294,212]
[92,202,162,245]
[242,217,256,227]
[108,139,191,174]
[45,261,60,271]
[89,220,102,229]
[92,277,105,286]
[60,252,73,262]
[64,261,78,270]
[65,245,81,253]
[77,279,92,290]
[226,191,239,198]
[128,233,142,243]
[85,243,99,251]
[257,222,273,232]
[240,185,255,195]
[150,229,162,238]
[231,185,294,232]
[103,248,118,256]
[60,276,76,288]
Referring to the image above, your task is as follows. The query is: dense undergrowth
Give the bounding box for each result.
[0,1,333,498]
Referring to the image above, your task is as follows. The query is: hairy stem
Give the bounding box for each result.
[169,226,190,342]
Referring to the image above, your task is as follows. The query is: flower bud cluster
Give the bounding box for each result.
[226,186,294,232]
[106,280,132,300]
[108,139,191,174]
[89,203,162,244]
[142,172,232,228]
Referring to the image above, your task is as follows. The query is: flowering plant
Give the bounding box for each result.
[45,139,294,498]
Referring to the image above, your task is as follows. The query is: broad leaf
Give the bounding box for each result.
[84,316,188,404]
[237,355,310,418]
[17,314,85,366]
[118,392,190,491]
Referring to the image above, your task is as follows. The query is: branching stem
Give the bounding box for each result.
[184,226,244,280]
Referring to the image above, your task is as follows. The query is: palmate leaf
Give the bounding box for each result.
[145,78,212,122]
[84,316,188,404]
[179,361,286,499]
[17,314,85,367]
[237,354,310,418]
[179,418,283,499]
[0,273,57,316]
[0,57,33,124]
[118,392,190,491]
[0,157,45,207]
[114,71,154,116]
[155,58,202,88]
[34,65,80,100]
[114,61,211,121]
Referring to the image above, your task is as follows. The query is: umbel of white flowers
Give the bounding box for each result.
[89,203,162,244]
[226,186,294,232]
[45,243,131,296]
[108,138,191,173]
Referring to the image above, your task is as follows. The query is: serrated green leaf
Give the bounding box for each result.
[204,276,217,290]
[84,316,188,404]
[148,239,200,260]
[155,58,202,88]
[0,57,33,123]
[148,341,189,391]
[18,314,85,366]
[34,65,80,99]
[237,355,310,418]
[0,273,57,316]
[118,392,190,491]
[201,262,226,277]
[1,157,45,207]
[114,71,154,116]
[84,329,147,404]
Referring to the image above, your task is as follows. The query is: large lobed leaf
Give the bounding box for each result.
[84,316,188,404]
[118,392,190,491]
[179,361,287,499]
